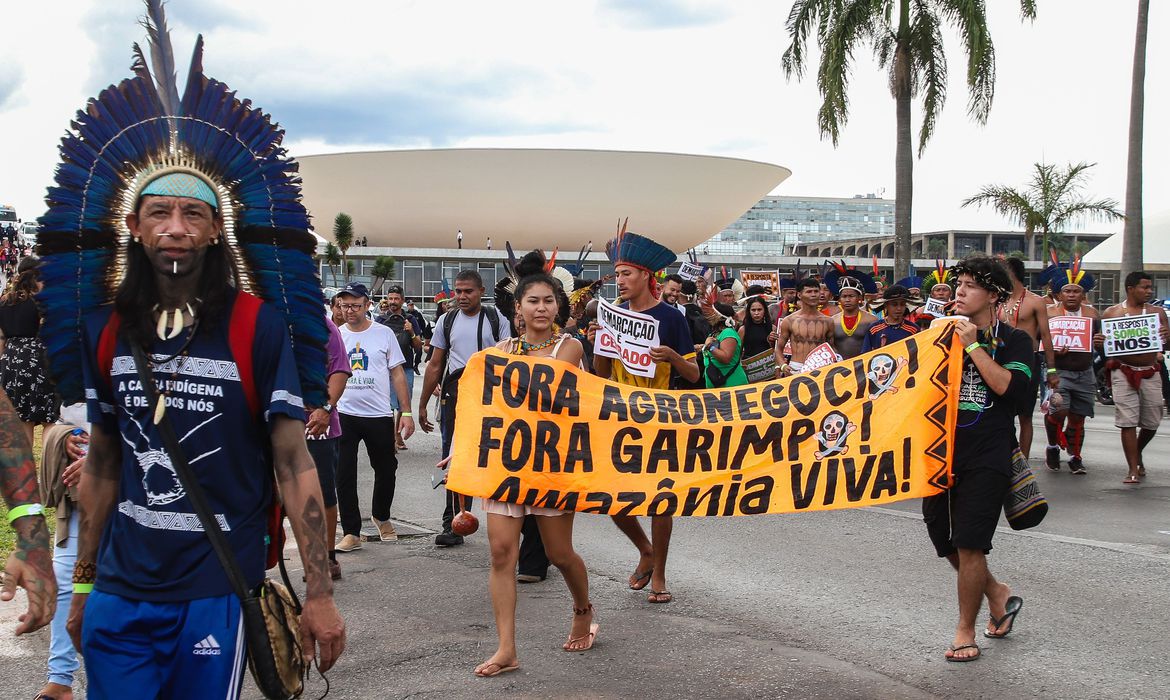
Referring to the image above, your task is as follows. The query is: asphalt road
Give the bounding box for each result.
[3,404,1168,699]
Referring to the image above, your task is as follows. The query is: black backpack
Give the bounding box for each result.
[440,306,503,399]
[378,312,414,367]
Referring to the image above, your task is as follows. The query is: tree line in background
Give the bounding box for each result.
[783,0,1151,273]
[313,2,1152,282]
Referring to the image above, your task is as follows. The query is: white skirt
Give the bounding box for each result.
[480,498,567,519]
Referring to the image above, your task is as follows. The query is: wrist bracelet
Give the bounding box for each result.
[72,583,94,594]
[73,560,97,585]
[5,503,44,524]
[964,342,982,355]
[1046,368,1058,375]
[400,412,412,417]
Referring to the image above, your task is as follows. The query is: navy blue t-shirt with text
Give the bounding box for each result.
[82,294,305,602]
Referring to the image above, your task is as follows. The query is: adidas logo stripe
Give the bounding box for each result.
[193,634,222,655]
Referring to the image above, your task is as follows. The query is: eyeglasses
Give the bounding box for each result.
[339,303,366,311]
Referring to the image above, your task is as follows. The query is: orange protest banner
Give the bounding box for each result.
[448,323,962,517]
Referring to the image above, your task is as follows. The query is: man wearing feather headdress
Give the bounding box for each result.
[35,3,344,695]
[822,262,879,361]
[586,222,697,604]
[1040,257,1099,475]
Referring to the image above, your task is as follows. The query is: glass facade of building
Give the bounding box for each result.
[698,194,894,256]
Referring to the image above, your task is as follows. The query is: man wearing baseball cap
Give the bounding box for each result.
[334,283,415,551]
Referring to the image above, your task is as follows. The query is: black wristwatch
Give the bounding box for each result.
[321,402,334,413]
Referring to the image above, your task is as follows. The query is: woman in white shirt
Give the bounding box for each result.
[467,272,598,677]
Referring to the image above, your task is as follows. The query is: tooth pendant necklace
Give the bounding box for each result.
[154,301,198,340]
[148,320,200,425]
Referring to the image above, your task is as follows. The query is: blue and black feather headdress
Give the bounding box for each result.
[605,218,677,274]
[896,264,923,291]
[823,259,878,296]
[36,0,327,407]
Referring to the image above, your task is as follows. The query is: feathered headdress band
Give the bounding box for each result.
[922,259,952,290]
[35,0,326,406]
[605,218,677,275]
[823,259,878,295]
[949,260,1011,303]
[1037,250,1095,293]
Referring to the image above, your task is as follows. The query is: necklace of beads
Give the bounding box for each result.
[840,313,860,336]
[519,333,558,355]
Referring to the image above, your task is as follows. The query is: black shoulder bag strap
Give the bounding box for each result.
[130,342,298,603]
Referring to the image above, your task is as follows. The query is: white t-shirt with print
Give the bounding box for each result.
[431,307,512,372]
[337,322,406,418]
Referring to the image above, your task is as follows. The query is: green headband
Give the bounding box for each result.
[140,172,218,209]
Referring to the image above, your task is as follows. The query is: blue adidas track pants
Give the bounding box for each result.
[82,590,247,699]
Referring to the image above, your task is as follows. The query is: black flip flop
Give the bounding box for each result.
[984,595,1023,638]
[945,643,981,662]
[628,568,652,590]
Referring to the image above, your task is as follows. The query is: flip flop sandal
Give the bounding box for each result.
[474,662,519,678]
[628,568,653,590]
[984,595,1023,638]
[1123,475,1141,484]
[647,589,672,604]
[563,623,600,652]
[945,643,981,662]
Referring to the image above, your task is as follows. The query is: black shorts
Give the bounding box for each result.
[307,436,340,508]
[922,468,1010,557]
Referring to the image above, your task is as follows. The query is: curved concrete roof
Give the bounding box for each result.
[297,148,790,251]
[1082,212,1170,266]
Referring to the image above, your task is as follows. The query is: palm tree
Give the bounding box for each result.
[962,162,1123,261]
[333,213,355,284]
[1122,0,1149,281]
[323,242,341,287]
[782,0,1037,279]
[370,256,397,296]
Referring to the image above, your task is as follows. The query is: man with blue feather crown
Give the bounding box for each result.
[34,2,345,697]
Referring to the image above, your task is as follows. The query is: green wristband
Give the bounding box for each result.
[5,503,44,525]
[72,583,94,594]
[964,342,982,355]
[1046,368,1058,375]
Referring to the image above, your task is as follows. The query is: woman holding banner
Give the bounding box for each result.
[705,303,749,389]
[739,296,774,361]
[470,271,598,678]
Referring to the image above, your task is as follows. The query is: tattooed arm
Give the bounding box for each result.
[271,415,346,672]
[66,421,121,648]
[0,388,55,635]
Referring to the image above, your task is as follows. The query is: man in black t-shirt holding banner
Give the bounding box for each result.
[922,255,1033,663]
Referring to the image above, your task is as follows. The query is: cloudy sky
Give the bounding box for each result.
[1,0,1164,235]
